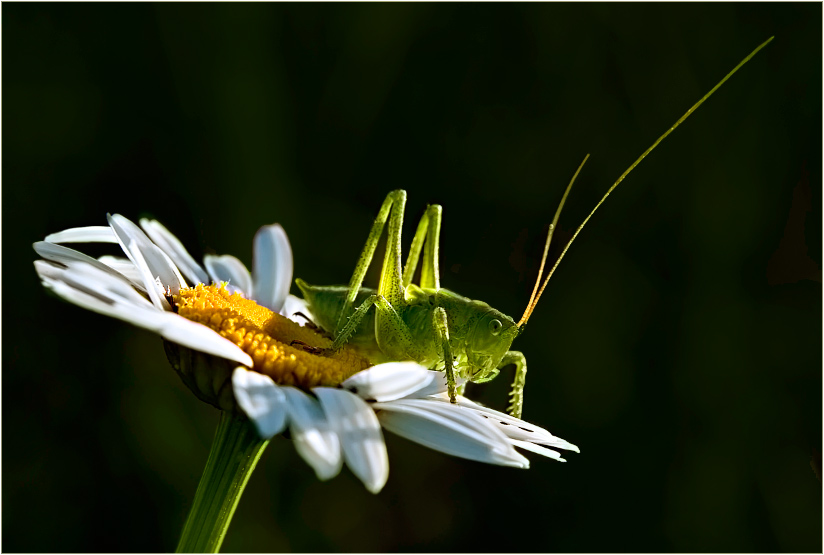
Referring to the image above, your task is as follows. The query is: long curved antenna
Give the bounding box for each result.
[518,154,590,328]
[519,36,774,327]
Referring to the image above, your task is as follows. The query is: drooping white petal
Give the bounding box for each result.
[139,219,210,286]
[45,226,117,244]
[252,224,293,313]
[37,259,154,309]
[108,214,186,295]
[374,398,529,469]
[342,362,437,402]
[40,275,169,330]
[313,387,389,494]
[33,241,146,292]
[510,439,566,462]
[431,395,580,453]
[38,261,254,368]
[232,368,288,439]
[281,387,342,480]
[157,314,254,367]
[34,259,67,282]
[204,254,253,297]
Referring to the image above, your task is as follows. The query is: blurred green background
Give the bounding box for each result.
[3,3,821,552]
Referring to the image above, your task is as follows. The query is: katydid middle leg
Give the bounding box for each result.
[432,306,458,403]
[399,204,460,401]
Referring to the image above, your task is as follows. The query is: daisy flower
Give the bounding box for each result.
[34,215,579,495]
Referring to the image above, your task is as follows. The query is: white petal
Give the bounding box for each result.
[406,371,453,398]
[342,362,437,402]
[281,387,342,480]
[252,224,293,313]
[510,439,566,462]
[313,387,388,494]
[33,241,145,292]
[40,275,165,330]
[232,368,288,439]
[282,294,315,322]
[108,214,186,295]
[34,259,67,282]
[97,255,145,287]
[204,254,253,297]
[139,219,210,285]
[374,398,529,469]
[127,238,171,311]
[37,259,153,309]
[432,395,580,453]
[45,226,117,243]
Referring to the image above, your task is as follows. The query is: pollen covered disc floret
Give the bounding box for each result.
[174,283,370,389]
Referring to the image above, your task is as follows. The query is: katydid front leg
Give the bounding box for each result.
[501,351,527,418]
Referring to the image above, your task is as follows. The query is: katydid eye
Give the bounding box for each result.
[489,319,502,335]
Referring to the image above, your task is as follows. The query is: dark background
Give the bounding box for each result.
[3,3,821,553]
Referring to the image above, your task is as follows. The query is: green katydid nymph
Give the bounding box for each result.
[296,37,773,419]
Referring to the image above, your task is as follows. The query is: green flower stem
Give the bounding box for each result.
[177,411,269,553]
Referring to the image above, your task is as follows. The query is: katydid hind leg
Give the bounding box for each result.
[376,191,408,308]
[432,306,457,403]
[420,205,442,290]
[336,190,407,335]
[401,209,427,288]
[402,204,443,290]
[372,190,427,359]
[501,351,527,418]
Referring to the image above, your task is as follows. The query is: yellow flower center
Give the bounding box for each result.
[174,284,369,389]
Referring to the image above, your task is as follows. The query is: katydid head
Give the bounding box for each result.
[466,309,519,382]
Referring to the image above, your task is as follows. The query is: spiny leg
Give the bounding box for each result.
[336,190,407,335]
[373,190,418,356]
[432,307,457,403]
[402,204,443,290]
[500,351,527,418]
[376,190,408,309]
